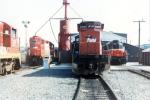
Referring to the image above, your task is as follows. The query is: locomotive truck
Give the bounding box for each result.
[72,21,110,75]
[0,21,21,75]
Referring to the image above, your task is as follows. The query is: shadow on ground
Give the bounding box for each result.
[23,68,77,78]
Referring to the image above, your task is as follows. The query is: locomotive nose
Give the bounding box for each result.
[111,50,124,57]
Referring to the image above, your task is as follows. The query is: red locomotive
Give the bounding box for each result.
[72,21,110,75]
[103,40,127,65]
[27,36,55,66]
[0,21,21,75]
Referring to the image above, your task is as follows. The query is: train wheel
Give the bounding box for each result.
[6,70,11,74]
[12,63,15,73]
[28,57,33,66]
[14,59,21,70]
[40,58,43,66]
[7,62,15,74]
[34,57,38,66]
[97,63,101,75]
[0,62,2,75]
[98,63,105,75]
[38,58,41,66]
[97,66,101,76]
[1,67,6,76]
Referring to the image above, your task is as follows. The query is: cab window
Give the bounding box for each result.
[12,28,17,38]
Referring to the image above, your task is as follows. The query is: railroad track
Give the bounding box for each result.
[73,76,117,100]
[128,69,150,79]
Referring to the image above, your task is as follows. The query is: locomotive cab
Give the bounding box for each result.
[0,22,21,75]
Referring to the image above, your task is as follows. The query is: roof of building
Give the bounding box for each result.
[113,32,127,38]
[142,48,150,52]
[71,31,127,43]
[102,31,127,43]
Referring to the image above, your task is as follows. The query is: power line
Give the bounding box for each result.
[69,5,84,21]
[34,2,84,36]
[33,1,84,46]
[49,19,58,43]
[50,5,64,19]
[34,20,49,36]
[34,5,64,36]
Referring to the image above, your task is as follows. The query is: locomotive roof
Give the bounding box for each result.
[106,40,123,45]
[78,21,103,26]
[0,21,16,29]
[78,21,104,30]
[111,40,120,43]
[142,48,150,52]
[0,21,9,26]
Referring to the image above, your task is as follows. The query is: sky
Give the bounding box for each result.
[0,0,149,47]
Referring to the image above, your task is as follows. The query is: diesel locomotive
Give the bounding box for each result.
[103,40,127,65]
[0,21,21,75]
[27,36,55,66]
[72,21,110,75]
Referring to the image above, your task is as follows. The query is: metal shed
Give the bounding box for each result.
[141,48,150,65]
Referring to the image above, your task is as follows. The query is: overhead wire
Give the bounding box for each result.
[34,5,64,36]
[49,19,58,43]
[69,5,84,21]
[34,20,49,36]
[49,5,64,19]
[34,3,84,44]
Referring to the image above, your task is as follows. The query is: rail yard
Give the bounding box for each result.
[0,0,149,100]
[0,61,150,100]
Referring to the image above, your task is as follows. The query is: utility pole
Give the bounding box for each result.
[133,19,145,63]
[133,19,145,48]
[22,21,30,51]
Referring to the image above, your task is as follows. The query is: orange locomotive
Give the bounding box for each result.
[72,21,110,75]
[0,21,21,75]
[103,40,127,65]
[27,36,55,66]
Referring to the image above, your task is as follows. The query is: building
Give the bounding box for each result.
[124,43,143,62]
[141,44,150,49]
[102,31,127,43]
[102,31,142,62]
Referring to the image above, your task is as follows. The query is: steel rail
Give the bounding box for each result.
[98,76,118,100]
[72,77,81,100]
[73,76,117,100]
[128,69,150,79]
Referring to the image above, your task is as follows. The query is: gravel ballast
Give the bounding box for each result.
[0,63,78,100]
[103,70,150,100]
[1,61,150,100]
